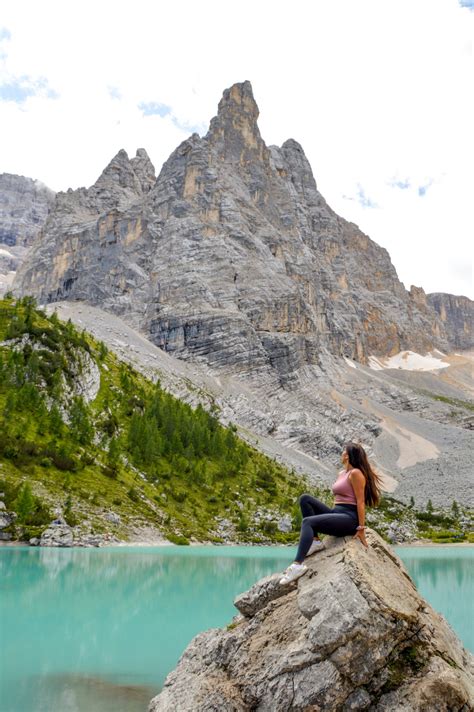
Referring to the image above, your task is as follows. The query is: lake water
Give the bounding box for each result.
[1,545,472,712]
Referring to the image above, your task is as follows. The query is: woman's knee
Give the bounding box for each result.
[299,493,312,507]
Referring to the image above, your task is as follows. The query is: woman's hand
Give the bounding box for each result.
[353,528,368,547]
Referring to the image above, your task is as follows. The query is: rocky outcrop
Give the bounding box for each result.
[39,519,74,547]
[0,496,17,541]
[0,173,55,248]
[427,293,474,350]
[14,81,453,367]
[149,531,473,711]
[0,173,55,295]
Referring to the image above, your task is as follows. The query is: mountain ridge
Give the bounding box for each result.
[11,81,473,364]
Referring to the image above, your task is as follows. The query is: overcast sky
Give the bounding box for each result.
[1,0,473,298]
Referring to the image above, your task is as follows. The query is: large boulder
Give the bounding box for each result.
[0,505,16,540]
[39,520,74,547]
[149,531,473,711]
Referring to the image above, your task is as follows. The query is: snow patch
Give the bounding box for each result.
[343,357,357,369]
[369,350,449,372]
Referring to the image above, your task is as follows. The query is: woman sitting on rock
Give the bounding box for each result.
[280,442,382,585]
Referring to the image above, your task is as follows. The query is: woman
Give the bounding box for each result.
[280,442,382,585]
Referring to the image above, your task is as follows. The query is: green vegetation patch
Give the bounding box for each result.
[0,296,309,543]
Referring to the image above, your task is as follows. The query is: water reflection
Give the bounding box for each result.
[30,674,155,712]
[397,548,473,648]
[1,546,292,712]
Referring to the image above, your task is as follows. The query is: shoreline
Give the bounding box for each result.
[1,539,473,549]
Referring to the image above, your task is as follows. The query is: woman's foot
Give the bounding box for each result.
[279,562,308,585]
[306,539,325,557]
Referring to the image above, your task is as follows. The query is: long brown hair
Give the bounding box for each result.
[345,442,382,507]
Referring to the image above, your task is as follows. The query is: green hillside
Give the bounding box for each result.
[0,295,314,544]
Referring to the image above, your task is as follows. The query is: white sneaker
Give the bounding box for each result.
[279,562,308,585]
[306,539,325,557]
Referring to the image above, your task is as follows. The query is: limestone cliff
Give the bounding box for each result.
[149,531,473,711]
[14,81,455,369]
[0,173,55,293]
[0,173,55,247]
[427,293,474,350]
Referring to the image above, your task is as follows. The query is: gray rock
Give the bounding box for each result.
[0,173,55,248]
[342,688,372,710]
[75,534,103,547]
[234,573,289,617]
[0,510,16,529]
[0,173,55,294]
[427,292,474,350]
[148,531,474,711]
[104,511,121,524]
[40,522,73,547]
[277,514,292,532]
[29,537,40,546]
[0,501,6,510]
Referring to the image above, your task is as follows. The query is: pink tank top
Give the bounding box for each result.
[332,469,357,505]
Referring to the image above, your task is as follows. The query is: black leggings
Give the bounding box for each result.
[295,493,359,563]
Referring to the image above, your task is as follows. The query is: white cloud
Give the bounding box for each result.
[0,0,473,297]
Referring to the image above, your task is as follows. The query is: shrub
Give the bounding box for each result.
[127,487,140,503]
[167,533,190,545]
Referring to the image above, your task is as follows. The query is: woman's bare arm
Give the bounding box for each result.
[350,468,368,547]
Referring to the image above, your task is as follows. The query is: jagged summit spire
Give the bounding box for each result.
[206,80,266,163]
[216,80,259,121]
[131,148,156,193]
[94,148,155,194]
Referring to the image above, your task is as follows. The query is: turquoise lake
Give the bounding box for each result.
[1,545,473,712]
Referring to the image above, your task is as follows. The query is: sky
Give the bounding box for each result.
[1,0,473,299]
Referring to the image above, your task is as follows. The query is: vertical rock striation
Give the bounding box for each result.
[0,173,55,293]
[427,293,474,350]
[0,173,55,248]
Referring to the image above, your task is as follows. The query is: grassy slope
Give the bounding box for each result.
[0,297,314,544]
[0,297,472,545]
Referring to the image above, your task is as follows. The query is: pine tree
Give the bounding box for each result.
[409,496,415,508]
[70,397,94,446]
[451,500,459,517]
[49,404,64,437]
[14,482,35,523]
[426,499,434,514]
[106,437,121,475]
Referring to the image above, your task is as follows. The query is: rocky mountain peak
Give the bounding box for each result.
[13,80,470,374]
[130,148,156,193]
[217,80,259,122]
[280,137,319,194]
[206,80,267,164]
[94,149,142,193]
